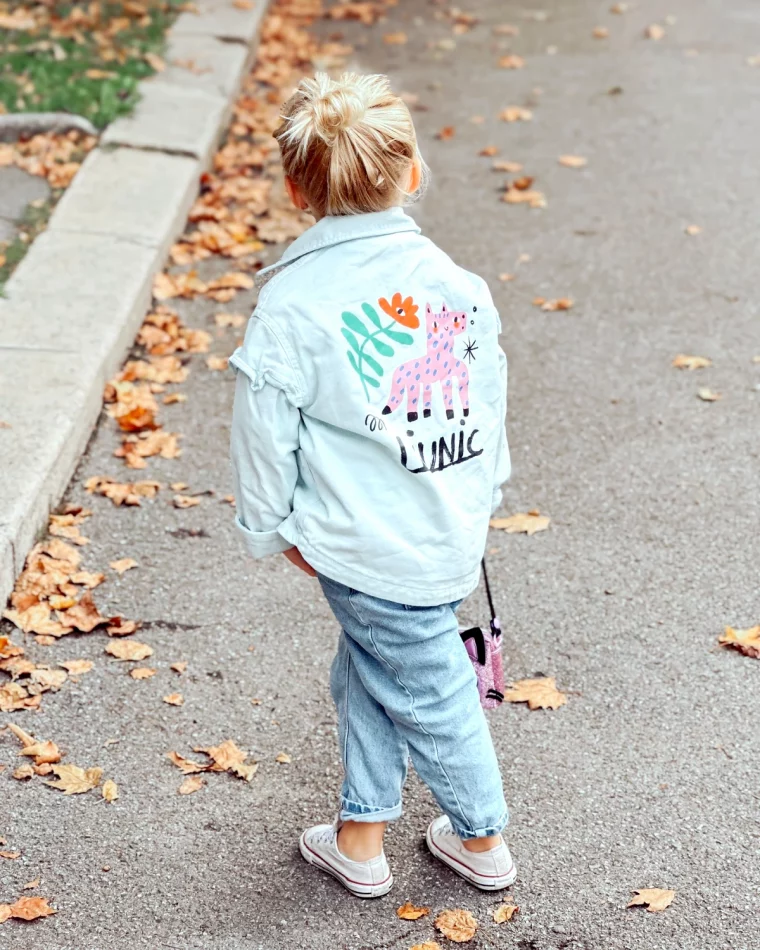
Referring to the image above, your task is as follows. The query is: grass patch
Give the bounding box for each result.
[0,194,57,294]
[0,1,184,129]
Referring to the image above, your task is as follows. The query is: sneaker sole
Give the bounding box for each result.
[425,825,517,891]
[299,832,394,899]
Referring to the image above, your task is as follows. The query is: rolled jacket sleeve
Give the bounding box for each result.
[229,314,305,559]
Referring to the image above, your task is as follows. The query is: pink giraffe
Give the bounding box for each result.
[382,302,470,423]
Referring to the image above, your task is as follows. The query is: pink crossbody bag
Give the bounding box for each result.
[459,558,505,709]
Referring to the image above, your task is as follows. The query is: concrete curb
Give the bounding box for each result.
[0,0,269,605]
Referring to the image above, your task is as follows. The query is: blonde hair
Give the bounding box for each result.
[274,72,426,218]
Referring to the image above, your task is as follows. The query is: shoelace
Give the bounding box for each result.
[312,826,337,845]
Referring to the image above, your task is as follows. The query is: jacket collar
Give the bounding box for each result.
[256,207,421,285]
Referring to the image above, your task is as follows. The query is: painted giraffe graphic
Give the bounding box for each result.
[382,302,469,422]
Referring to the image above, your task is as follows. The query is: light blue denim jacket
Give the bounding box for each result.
[229,207,509,606]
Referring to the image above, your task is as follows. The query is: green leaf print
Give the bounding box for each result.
[342,311,369,337]
[362,351,384,377]
[342,300,417,401]
[369,336,394,357]
[341,327,362,353]
[361,302,383,329]
[384,327,414,345]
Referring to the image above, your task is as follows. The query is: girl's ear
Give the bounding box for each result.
[408,157,422,195]
[285,175,310,211]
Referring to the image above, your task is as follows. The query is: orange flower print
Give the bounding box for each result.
[379,292,420,329]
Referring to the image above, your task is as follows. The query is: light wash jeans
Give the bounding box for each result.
[319,574,509,840]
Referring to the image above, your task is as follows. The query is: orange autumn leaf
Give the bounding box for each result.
[434,908,478,942]
[628,888,675,912]
[397,901,430,920]
[718,625,760,659]
[2,895,56,921]
[504,676,568,710]
[436,126,456,140]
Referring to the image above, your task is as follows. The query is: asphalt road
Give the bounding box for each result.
[2,1,760,948]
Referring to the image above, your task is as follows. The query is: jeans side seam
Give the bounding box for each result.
[343,636,351,781]
[346,592,474,837]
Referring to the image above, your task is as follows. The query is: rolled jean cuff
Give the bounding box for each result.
[339,797,402,824]
[451,807,509,841]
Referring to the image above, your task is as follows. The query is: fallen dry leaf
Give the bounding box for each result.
[59,660,94,676]
[130,667,157,680]
[171,662,188,674]
[13,764,34,780]
[397,902,430,920]
[499,55,525,69]
[610,2,629,11]
[410,944,442,950]
[498,273,515,282]
[490,511,550,535]
[718,625,760,659]
[685,224,702,236]
[163,693,184,706]
[102,779,119,802]
[645,24,665,40]
[493,23,519,36]
[592,26,609,38]
[559,154,588,168]
[106,640,153,662]
[500,106,532,122]
[173,494,201,509]
[275,752,292,764]
[493,160,523,173]
[178,774,205,795]
[214,312,246,329]
[206,356,229,371]
[697,387,721,402]
[672,354,711,370]
[167,751,210,775]
[0,851,21,860]
[436,126,456,140]
[504,676,567,710]
[163,392,187,405]
[536,297,573,312]
[144,52,165,72]
[493,901,519,923]
[503,187,546,209]
[434,908,478,943]
[628,889,675,912]
[383,31,407,44]
[110,558,138,574]
[44,764,103,795]
[106,618,139,637]
[23,879,40,890]
[19,741,62,766]
[479,146,499,157]
[1,896,56,921]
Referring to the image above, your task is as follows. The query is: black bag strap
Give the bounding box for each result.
[481,556,497,624]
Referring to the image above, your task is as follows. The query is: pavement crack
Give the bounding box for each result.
[139,618,209,632]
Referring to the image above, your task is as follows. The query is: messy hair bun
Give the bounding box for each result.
[274,72,426,218]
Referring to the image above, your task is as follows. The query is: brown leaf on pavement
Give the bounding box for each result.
[178,775,206,795]
[645,24,665,40]
[490,511,550,535]
[1,895,56,921]
[397,902,430,920]
[130,667,157,680]
[57,592,106,633]
[383,31,407,44]
[275,752,292,764]
[206,356,229,371]
[499,55,525,69]
[12,764,34,780]
[537,297,573,312]
[59,660,94,676]
[499,106,532,122]
[173,494,201,509]
[0,851,21,860]
[110,558,138,574]
[672,354,711,370]
[559,154,588,168]
[479,146,499,157]
[23,879,40,890]
[493,901,519,922]
[493,161,523,173]
[504,676,567,710]
[44,764,103,795]
[214,312,246,329]
[163,693,184,706]
[436,126,456,140]
[493,24,519,35]
[167,751,211,775]
[106,618,140,637]
[434,908,478,942]
[718,625,760,659]
[628,889,675,912]
[592,26,609,38]
[171,662,188,674]
[102,780,119,802]
[19,741,62,766]
[106,640,153,662]
[697,387,721,402]
[503,187,546,209]
[85,476,162,507]
[685,224,702,236]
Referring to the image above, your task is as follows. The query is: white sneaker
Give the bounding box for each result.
[426,815,517,890]
[299,823,394,898]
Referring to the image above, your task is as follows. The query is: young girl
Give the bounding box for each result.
[230,72,514,898]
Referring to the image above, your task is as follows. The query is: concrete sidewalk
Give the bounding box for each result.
[2,0,759,948]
